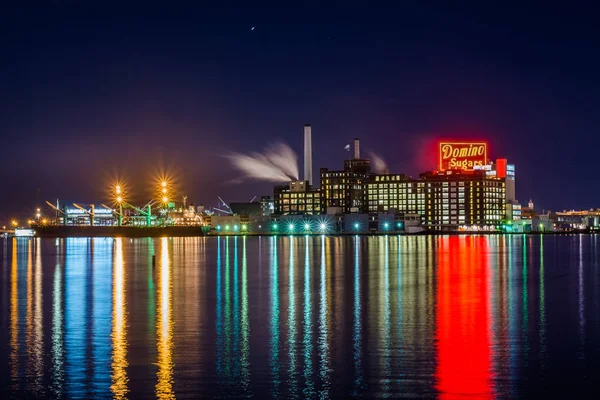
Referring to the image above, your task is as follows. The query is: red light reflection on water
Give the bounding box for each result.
[435,236,494,399]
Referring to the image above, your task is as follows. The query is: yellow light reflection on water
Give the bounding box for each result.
[25,240,37,391]
[10,239,18,389]
[32,239,44,395]
[111,238,129,398]
[156,238,175,399]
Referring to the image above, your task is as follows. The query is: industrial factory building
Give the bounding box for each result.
[273,180,321,215]
[419,170,506,231]
[272,131,523,233]
[320,139,371,214]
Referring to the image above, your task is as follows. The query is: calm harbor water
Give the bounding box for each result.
[1,235,599,399]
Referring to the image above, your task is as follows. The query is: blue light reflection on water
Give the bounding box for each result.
[65,238,90,397]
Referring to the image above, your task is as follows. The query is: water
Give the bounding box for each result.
[1,235,599,399]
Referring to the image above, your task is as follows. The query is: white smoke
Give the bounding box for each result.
[369,152,389,174]
[227,141,299,182]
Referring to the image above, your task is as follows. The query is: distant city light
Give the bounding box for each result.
[354,222,359,229]
[225,225,230,230]
[383,222,389,229]
[289,223,295,231]
[241,224,247,231]
[272,223,278,230]
[304,223,310,230]
[162,196,168,203]
[320,223,326,230]
[216,225,221,231]
[234,225,239,231]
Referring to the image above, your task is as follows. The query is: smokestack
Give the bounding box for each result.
[354,138,360,159]
[304,124,313,185]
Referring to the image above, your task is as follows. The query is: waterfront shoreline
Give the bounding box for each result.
[18,226,600,238]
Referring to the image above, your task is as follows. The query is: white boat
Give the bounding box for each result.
[14,228,36,237]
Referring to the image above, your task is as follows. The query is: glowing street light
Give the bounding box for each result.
[354,222,360,230]
[41,219,48,225]
[11,220,18,228]
[304,223,310,230]
[383,222,389,229]
[162,196,169,204]
[289,223,295,232]
[241,224,247,231]
[320,223,326,231]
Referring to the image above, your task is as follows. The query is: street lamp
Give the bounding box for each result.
[11,220,18,228]
[114,183,125,227]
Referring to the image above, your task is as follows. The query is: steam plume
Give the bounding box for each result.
[369,152,389,174]
[227,142,299,182]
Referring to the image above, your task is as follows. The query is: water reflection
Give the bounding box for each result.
[241,237,251,395]
[578,236,585,362]
[92,239,112,397]
[303,236,315,398]
[29,239,44,396]
[111,238,129,398]
[270,237,281,397]
[156,238,175,399]
[318,236,331,399]
[51,240,65,397]
[65,238,90,396]
[10,239,19,393]
[436,236,494,399]
[288,238,298,399]
[214,236,252,397]
[352,236,363,397]
[1,235,600,398]
[539,236,547,372]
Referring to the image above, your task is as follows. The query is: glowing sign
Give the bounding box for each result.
[439,142,487,171]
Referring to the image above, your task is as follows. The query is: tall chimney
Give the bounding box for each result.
[353,138,360,159]
[304,124,313,185]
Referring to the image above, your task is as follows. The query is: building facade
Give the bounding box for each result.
[419,170,506,230]
[273,180,321,215]
[365,174,426,216]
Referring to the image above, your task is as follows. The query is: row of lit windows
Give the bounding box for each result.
[280,193,319,198]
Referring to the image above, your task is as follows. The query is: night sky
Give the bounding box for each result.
[2,4,599,222]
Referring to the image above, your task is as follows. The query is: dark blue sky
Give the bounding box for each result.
[1,4,599,222]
